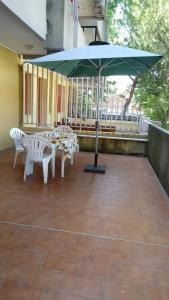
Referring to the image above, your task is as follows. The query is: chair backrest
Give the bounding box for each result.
[10,128,26,150]
[34,131,54,139]
[53,125,73,135]
[22,136,52,162]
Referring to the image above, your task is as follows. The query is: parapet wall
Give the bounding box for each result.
[148,124,169,196]
[78,133,148,156]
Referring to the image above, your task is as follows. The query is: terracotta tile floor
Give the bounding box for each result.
[0,149,169,299]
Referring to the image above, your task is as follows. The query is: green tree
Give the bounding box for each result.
[109,0,169,128]
[107,0,123,42]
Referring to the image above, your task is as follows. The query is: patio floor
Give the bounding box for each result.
[0,149,169,299]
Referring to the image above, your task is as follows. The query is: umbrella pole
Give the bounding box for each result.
[94,69,100,167]
[84,68,106,174]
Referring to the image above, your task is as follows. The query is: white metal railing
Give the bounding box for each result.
[138,117,163,134]
[138,115,150,133]
[23,63,142,133]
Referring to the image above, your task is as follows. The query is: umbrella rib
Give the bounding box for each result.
[50,60,69,71]
[131,57,150,68]
[104,59,134,69]
[101,58,116,69]
[80,64,96,70]
[88,60,99,69]
[121,58,144,73]
[68,59,98,77]
[67,59,84,77]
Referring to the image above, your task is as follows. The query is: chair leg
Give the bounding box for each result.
[70,154,73,165]
[42,160,48,184]
[61,151,64,178]
[13,151,18,168]
[24,160,33,181]
[22,151,25,164]
[24,160,29,181]
[24,165,26,181]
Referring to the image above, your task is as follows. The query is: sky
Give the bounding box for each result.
[110,75,132,94]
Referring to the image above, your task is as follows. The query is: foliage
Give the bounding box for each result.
[108,0,169,127]
[135,54,169,126]
[107,0,123,42]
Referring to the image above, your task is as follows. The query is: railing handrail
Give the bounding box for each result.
[149,122,169,135]
[76,133,148,142]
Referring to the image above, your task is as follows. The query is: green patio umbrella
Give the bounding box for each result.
[31,41,162,173]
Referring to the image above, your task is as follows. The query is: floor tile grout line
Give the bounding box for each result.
[1,220,169,248]
[13,224,21,234]
[40,252,49,268]
[17,268,27,287]
[6,231,35,263]
[4,249,14,263]
[25,235,37,251]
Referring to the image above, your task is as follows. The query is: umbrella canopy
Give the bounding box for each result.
[31,41,162,77]
[30,41,162,173]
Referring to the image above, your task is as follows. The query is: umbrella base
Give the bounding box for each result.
[84,164,106,174]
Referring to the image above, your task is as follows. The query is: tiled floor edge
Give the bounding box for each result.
[1,220,169,249]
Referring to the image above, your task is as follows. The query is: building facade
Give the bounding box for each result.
[0,0,109,150]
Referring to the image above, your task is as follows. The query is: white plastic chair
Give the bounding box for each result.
[33,131,57,176]
[53,125,73,135]
[9,128,26,168]
[53,125,74,177]
[22,136,54,184]
[33,131,54,138]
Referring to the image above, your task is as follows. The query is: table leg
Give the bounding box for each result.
[61,150,64,178]
[52,147,56,178]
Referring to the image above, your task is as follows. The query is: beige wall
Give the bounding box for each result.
[0,44,21,150]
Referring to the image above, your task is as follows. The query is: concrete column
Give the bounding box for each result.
[46,0,74,51]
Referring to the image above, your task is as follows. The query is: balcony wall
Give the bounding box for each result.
[148,123,169,196]
[0,45,21,150]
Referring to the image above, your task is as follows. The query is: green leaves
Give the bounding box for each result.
[108,0,169,127]
[107,0,124,42]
